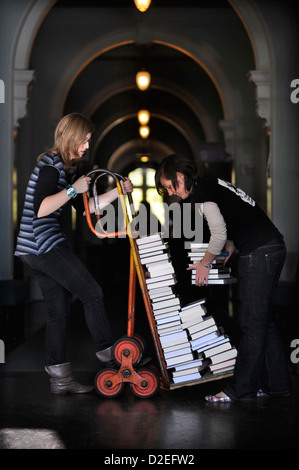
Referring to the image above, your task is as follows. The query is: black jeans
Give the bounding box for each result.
[21,241,114,366]
[224,237,292,401]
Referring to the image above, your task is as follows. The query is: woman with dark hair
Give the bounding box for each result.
[15,113,133,394]
[155,153,292,402]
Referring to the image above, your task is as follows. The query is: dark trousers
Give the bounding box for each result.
[21,242,114,366]
[224,237,292,401]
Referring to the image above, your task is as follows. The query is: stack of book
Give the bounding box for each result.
[185,242,237,285]
[136,233,183,351]
[164,299,237,385]
[135,234,237,386]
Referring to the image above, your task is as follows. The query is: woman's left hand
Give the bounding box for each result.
[122,177,133,194]
[187,262,210,286]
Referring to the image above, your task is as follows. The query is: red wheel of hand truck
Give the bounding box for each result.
[94,368,125,398]
[130,367,160,398]
[133,333,146,354]
[112,336,143,367]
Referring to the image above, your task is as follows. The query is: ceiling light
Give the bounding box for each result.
[134,0,151,12]
[137,109,150,125]
[136,70,151,91]
[140,155,149,163]
[139,125,150,139]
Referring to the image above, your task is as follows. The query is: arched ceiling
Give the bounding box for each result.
[64,42,223,171]
[29,0,256,175]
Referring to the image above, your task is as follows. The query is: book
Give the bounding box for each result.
[191,278,237,285]
[181,317,205,331]
[164,346,192,360]
[140,252,170,265]
[158,325,183,336]
[166,352,194,368]
[147,278,177,290]
[190,331,223,350]
[139,249,166,259]
[146,260,174,272]
[209,358,236,373]
[138,242,167,255]
[187,315,215,335]
[151,295,176,305]
[136,233,164,245]
[146,266,175,278]
[188,256,227,264]
[159,330,188,348]
[172,358,204,373]
[154,310,183,322]
[172,372,202,384]
[155,315,181,325]
[146,273,176,285]
[184,242,209,250]
[172,367,200,377]
[189,324,218,341]
[192,273,231,279]
[209,347,237,365]
[179,299,207,317]
[153,305,181,316]
[201,338,231,357]
[162,339,191,353]
[152,297,180,311]
[148,286,173,298]
[180,299,206,310]
[196,335,231,355]
[179,308,205,324]
[209,267,231,274]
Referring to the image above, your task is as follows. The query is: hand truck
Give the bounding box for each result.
[83,169,234,398]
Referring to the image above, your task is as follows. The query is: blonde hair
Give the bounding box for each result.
[38,113,94,172]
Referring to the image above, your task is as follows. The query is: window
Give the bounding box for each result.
[128,167,165,225]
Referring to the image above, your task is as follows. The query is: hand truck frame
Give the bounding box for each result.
[83,169,233,398]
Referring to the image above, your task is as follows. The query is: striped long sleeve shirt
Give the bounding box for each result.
[15,153,78,256]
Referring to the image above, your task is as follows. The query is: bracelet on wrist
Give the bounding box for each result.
[66,184,77,199]
[200,260,212,269]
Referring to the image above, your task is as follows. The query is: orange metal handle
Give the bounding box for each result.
[82,169,128,238]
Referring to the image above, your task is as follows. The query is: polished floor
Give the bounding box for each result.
[1,301,299,452]
[1,242,299,452]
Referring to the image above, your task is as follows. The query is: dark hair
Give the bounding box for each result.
[155,154,197,196]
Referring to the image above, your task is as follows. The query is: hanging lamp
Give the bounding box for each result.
[137,109,150,126]
[139,125,150,139]
[134,0,151,13]
[136,70,151,91]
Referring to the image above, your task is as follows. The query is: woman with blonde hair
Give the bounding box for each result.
[15,113,133,394]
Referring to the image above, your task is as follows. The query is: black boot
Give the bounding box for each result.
[45,362,93,394]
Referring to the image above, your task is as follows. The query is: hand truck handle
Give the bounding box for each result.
[82,169,134,238]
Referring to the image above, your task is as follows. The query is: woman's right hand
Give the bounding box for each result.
[72,175,91,194]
